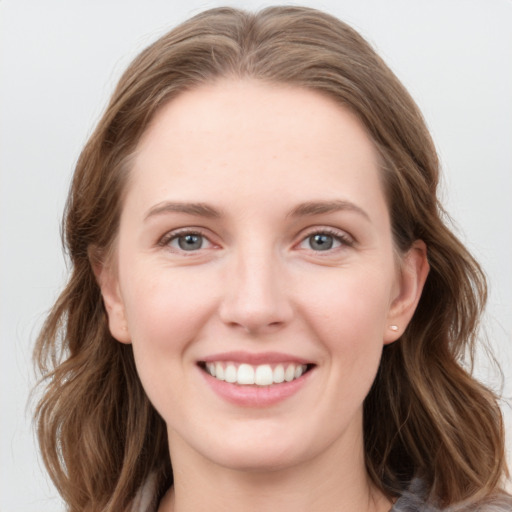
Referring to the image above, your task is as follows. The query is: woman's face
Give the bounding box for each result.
[101,79,426,473]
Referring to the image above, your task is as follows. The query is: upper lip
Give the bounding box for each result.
[200,351,313,365]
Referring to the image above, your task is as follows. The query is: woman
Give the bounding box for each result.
[34,6,511,512]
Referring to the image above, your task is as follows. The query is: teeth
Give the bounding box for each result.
[237,364,255,385]
[215,362,225,381]
[273,364,285,383]
[225,364,237,383]
[284,364,295,382]
[255,364,273,386]
[205,362,308,386]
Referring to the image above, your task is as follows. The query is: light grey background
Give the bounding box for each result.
[1,1,511,510]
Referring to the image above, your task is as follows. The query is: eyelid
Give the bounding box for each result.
[156,225,354,253]
[296,226,355,250]
[158,227,218,252]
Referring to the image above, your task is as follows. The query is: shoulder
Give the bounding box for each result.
[391,480,512,512]
[464,494,512,512]
[130,472,160,512]
[391,479,440,511]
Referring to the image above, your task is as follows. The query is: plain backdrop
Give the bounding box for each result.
[1,0,511,510]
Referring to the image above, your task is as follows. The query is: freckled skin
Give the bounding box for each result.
[99,79,428,512]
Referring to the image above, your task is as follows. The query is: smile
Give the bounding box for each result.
[198,355,315,407]
[202,362,310,386]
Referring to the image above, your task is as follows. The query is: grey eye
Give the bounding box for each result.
[308,234,335,251]
[176,234,204,251]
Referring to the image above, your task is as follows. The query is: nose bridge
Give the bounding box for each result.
[219,240,292,332]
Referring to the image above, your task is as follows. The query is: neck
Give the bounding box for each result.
[158,428,392,512]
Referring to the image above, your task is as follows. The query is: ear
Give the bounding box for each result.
[92,257,132,344]
[384,240,429,344]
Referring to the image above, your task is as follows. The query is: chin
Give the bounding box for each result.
[168,419,313,474]
[209,444,307,474]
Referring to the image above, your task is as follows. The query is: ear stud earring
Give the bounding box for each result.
[389,325,399,332]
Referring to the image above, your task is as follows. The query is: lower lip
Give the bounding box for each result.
[200,367,312,407]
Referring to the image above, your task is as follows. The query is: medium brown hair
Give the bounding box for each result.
[34,6,509,511]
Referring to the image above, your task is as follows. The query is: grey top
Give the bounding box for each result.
[132,475,512,511]
[390,479,512,511]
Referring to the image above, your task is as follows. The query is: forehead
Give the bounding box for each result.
[137,79,377,162]
[128,79,384,216]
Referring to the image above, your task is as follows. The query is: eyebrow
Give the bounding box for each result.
[144,199,370,222]
[144,201,222,221]
[287,200,370,221]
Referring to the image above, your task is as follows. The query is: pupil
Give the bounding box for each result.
[310,234,333,251]
[178,234,202,251]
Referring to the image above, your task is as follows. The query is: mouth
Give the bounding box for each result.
[198,361,315,386]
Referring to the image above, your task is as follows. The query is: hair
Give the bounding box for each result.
[34,6,509,512]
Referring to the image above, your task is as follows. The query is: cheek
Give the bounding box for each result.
[121,268,214,344]
[120,270,217,414]
[300,266,393,388]
[303,266,393,340]
[119,269,217,406]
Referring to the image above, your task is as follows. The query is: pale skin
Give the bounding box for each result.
[98,79,429,512]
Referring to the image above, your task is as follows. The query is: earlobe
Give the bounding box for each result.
[384,240,429,344]
[92,257,132,345]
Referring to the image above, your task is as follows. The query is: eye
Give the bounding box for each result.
[306,233,338,251]
[162,231,214,252]
[298,230,353,252]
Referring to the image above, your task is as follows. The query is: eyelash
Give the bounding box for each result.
[157,227,354,254]
[298,228,354,252]
[158,229,214,253]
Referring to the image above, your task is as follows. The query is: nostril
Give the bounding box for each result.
[218,269,294,332]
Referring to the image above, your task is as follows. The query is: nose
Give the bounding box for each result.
[218,247,293,334]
